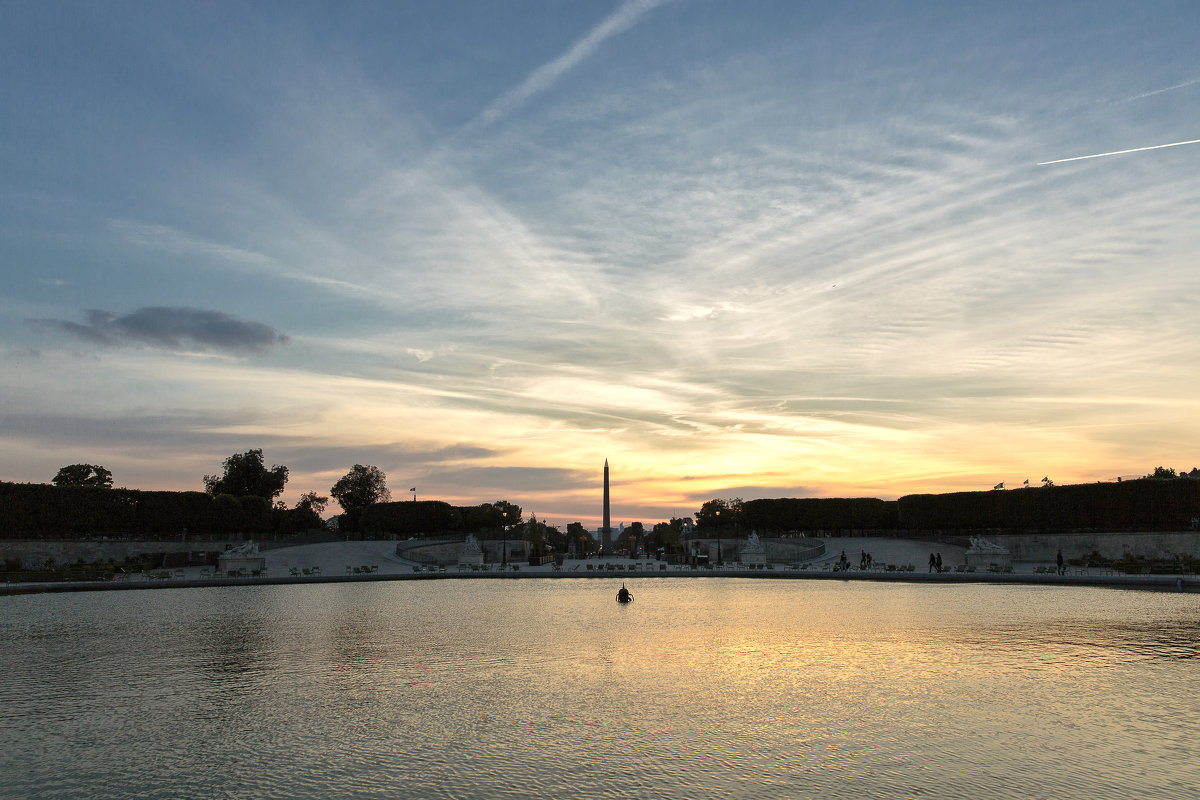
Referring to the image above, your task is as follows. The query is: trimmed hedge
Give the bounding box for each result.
[741,497,899,534]
[0,482,309,538]
[896,479,1200,532]
[339,500,464,537]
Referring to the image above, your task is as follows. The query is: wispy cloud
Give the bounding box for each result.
[109,220,275,267]
[5,2,1200,519]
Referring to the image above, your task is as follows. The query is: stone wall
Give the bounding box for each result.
[395,539,463,565]
[985,531,1200,563]
[686,536,826,564]
[12,531,1188,570]
[397,536,831,566]
[1,539,240,567]
[394,538,531,566]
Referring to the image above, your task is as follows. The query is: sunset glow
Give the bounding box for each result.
[2,2,1198,524]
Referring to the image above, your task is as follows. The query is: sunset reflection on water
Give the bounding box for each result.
[3,579,1198,799]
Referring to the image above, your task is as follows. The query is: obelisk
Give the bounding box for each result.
[601,459,612,552]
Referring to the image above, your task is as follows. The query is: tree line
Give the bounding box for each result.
[5,451,533,541]
[897,477,1200,533]
[693,496,899,534]
[10,454,1199,540]
[0,482,271,539]
[689,471,1200,536]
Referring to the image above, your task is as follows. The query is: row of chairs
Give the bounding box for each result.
[586,562,666,572]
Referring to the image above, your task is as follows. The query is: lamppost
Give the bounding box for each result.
[715,509,722,566]
[729,515,739,566]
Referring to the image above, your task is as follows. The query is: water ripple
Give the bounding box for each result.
[2,581,1198,799]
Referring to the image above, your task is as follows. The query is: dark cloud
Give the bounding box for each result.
[680,485,820,503]
[29,306,288,354]
[1,347,42,360]
[0,412,496,469]
[286,444,498,474]
[0,410,282,453]
[423,466,589,494]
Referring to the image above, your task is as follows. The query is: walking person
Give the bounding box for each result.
[935,552,943,573]
[1056,549,1065,576]
[929,552,937,573]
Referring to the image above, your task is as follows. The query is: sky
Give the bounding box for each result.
[2,0,1198,528]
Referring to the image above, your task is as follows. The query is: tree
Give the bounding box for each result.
[524,514,548,556]
[203,449,288,500]
[620,521,646,557]
[460,503,505,532]
[694,497,744,530]
[52,464,113,489]
[543,524,567,552]
[566,521,595,556]
[650,518,684,553]
[490,500,523,529]
[279,491,328,533]
[330,464,390,511]
[296,491,328,517]
[210,493,243,532]
[344,500,462,537]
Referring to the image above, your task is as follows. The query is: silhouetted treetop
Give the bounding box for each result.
[330,464,390,511]
[52,464,113,489]
[203,449,288,500]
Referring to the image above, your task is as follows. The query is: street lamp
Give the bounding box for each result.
[715,509,722,566]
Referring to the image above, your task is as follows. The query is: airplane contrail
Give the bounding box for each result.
[477,0,671,127]
[1115,77,1200,105]
[1038,138,1200,165]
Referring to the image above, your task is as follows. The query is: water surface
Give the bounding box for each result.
[3,580,1198,799]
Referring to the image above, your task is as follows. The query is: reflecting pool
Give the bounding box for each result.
[3,579,1198,799]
